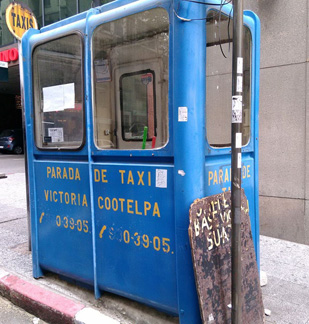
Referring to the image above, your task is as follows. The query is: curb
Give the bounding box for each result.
[0,269,119,324]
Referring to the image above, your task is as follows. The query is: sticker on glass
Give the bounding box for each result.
[94,59,111,82]
[156,169,167,188]
[232,96,242,123]
[178,107,188,122]
[48,127,64,143]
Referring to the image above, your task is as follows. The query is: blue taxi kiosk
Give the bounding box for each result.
[21,0,260,322]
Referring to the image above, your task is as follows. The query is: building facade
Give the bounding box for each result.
[243,0,309,245]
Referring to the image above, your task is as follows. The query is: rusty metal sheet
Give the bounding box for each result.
[188,190,264,324]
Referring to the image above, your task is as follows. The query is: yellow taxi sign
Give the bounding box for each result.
[6,2,38,41]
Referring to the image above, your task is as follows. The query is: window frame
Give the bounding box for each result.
[119,69,157,142]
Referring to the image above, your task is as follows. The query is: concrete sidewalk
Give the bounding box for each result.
[260,236,309,324]
[0,171,309,323]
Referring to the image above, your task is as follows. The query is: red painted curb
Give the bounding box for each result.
[0,273,85,324]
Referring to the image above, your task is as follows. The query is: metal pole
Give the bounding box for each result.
[231,0,243,323]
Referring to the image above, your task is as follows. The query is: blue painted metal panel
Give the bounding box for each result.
[93,163,177,313]
[172,0,207,322]
[34,161,93,283]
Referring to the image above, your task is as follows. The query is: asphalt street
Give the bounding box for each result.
[0,153,26,175]
[0,294,47,324]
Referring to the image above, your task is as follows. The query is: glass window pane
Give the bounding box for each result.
[79,0,92,12]
[121,71,156,141]
[206,11,251,147]
[0,0,17,45]
[25,1,43,28]
[92,8,169,150]
[33,34,84,149]
[44,0,77,25]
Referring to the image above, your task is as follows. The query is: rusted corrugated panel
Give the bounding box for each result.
[188,190,264,324]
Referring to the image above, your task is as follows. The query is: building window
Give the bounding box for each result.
[44,0,77,25]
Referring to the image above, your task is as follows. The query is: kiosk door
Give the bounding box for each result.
[91,7,176,314]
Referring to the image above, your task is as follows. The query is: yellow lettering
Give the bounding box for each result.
[144,201,151,216]
[112,198,118,211]
[119,198,125,212]
[101,169,108,183]
[127,199,134,214]
[44,190,48,201]
[69,168,74,180]
[247,165,251,178]
[53,191,58,202]
[94,169,100,182]
[47,167,51,178]
[71,193,76,205]
[63,168,68,179]
[224,168,229,183]
[127,171,134,185]
[213,171,218,185]
[153,202,160,217]
[56,167,61,179]
[148,171,151,186]
[135,201,142,215]
[208,171,213,186]
[98,196,103,209]
[137,171,144,186]
[105,197,111,210]
[119,170,125,184]
[51,167,56,178]
[219,169,223,184]
[65,192,70,204]
[82,194,88,207]
[75,168,81,181]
